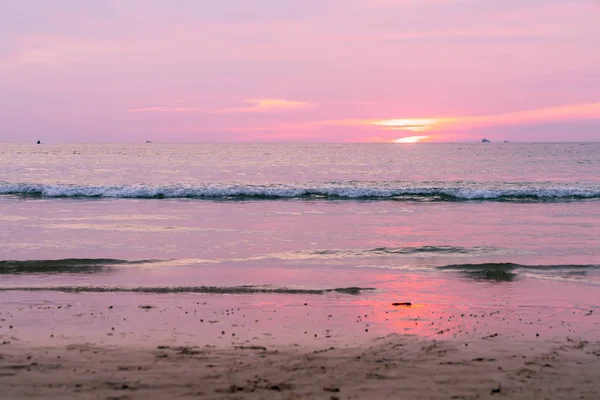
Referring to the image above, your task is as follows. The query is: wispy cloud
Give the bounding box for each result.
[211,98,313,114]
[325,29,564,43]
[128,99,313,114]
[127,106,203,113]
[372,118,441,132]
[317,118,442,133]
[449,102,600,129]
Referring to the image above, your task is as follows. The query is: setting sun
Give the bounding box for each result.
[394,135,429,143]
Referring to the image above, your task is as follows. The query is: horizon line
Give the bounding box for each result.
[2,140,600,145]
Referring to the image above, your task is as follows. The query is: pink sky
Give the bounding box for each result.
[1,0,599,143]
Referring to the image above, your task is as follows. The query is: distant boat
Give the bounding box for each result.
[481,138,491,143]
[146,140,152,143]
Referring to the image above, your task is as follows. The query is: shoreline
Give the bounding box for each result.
[1,291,599,398]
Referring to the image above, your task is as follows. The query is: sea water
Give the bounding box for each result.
[1,143,599,320]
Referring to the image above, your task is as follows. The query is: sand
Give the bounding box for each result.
[1,334,600,399]
[1,292,599,399]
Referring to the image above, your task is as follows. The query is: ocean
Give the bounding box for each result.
[1,142,599,342]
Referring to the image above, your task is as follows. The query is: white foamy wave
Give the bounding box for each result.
[1,181,599,201]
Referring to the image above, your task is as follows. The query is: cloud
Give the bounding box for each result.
[127,106,203,113]
[317,118,442,133]
[448,102,600,129]
[211,98,313,114]
[324,102,600,132]
[372,118,441,132]
[325,29,565,43]
[314,102,600,142]
[128,99,313,115]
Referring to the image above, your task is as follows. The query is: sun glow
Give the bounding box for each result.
[394,136,429,143]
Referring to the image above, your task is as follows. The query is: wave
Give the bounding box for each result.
[0,247,503,275]
[271,246,498,261]
[1,181,600,201]
[437,262,600,282]
[437,262,600,271]
[307,245,492,256]
[0,249,485,276]
[0,258,160,274]
[0,285,374,295]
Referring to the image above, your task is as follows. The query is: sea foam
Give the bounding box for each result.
[1,181,599,201]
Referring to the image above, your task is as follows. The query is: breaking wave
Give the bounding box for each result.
[268,246,501,261]
[437,262,600,271]
[0,258,161,274]
[1,181,600,201]
[437,263,600,283]
[303,245,493,256]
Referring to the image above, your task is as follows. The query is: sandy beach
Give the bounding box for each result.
[1,291,599,399]
[2,329,600,399]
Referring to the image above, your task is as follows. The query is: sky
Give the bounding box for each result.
[1,0,599,143]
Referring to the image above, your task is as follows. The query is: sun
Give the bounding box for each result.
[394,136,429,143]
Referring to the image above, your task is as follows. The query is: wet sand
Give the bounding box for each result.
[1,291,599,399]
